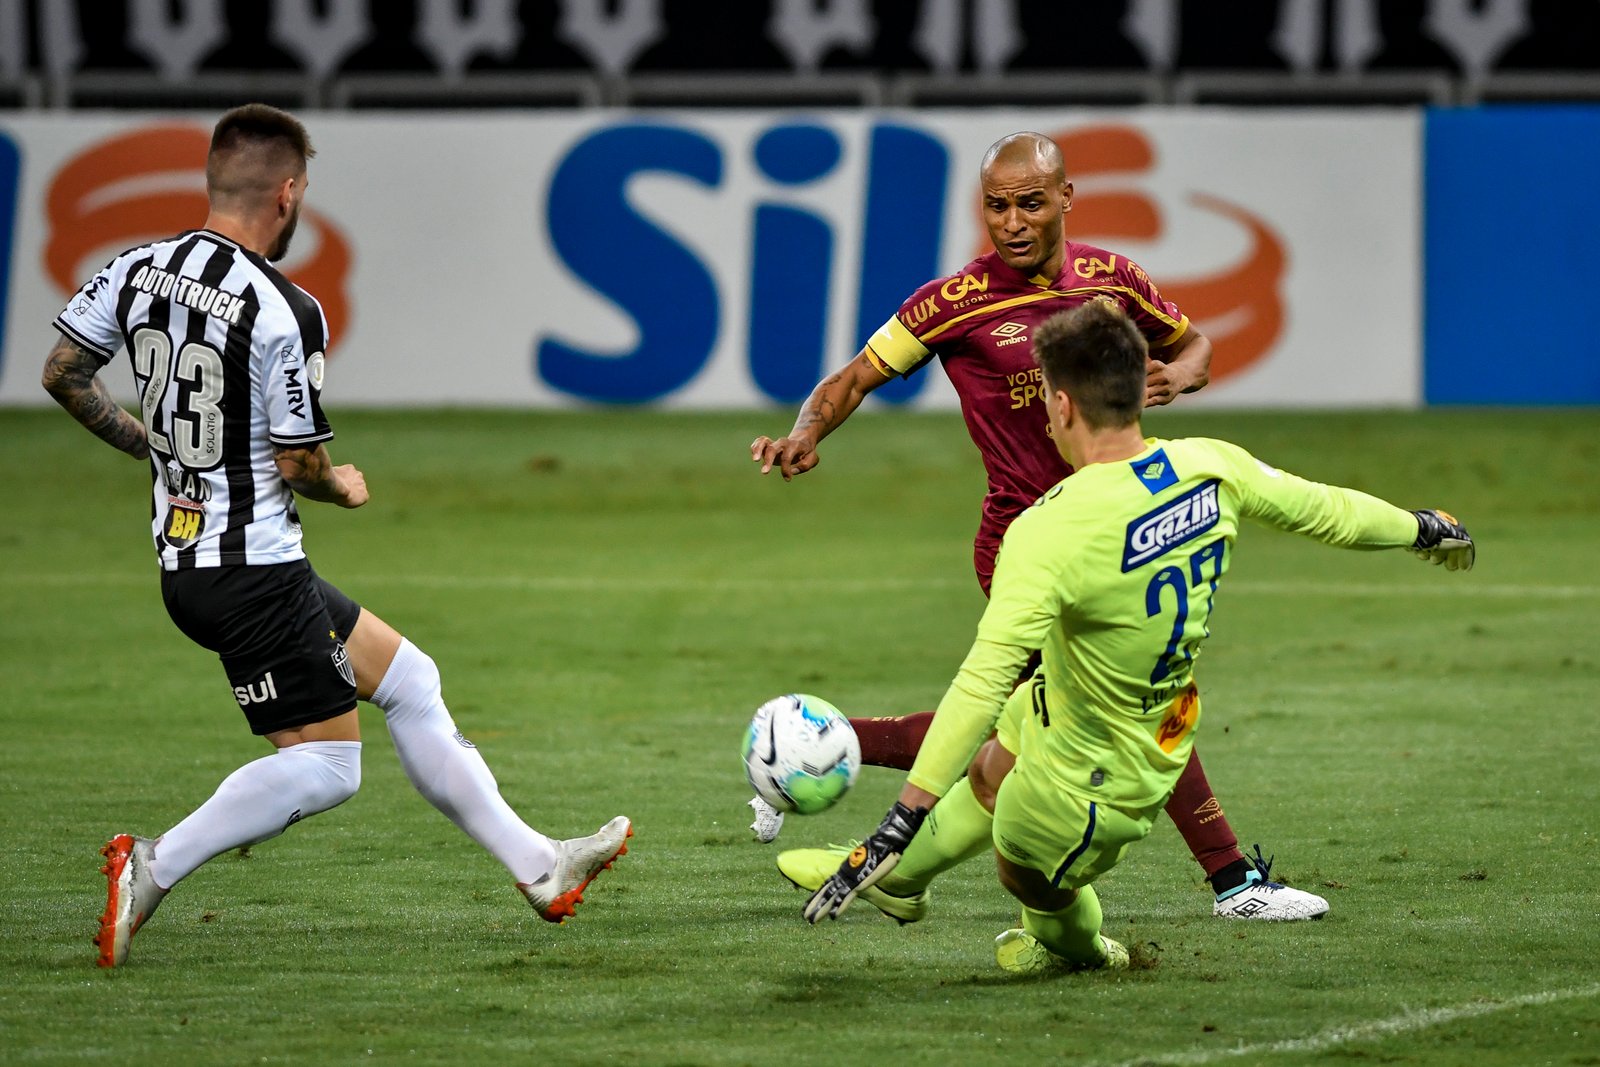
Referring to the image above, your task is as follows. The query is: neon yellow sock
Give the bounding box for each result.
[1021,884,1105,966]
[878,776,993,896]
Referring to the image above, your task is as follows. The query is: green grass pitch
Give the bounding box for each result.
[2,407,1597,1066]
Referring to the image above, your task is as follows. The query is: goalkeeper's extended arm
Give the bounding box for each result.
[802,801,928,924]
[1410,509,1475,572]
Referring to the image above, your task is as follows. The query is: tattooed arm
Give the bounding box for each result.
[41,334,149,460]
[749,349,893,481]
[273,443,369,509]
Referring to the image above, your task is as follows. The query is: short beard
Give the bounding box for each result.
[268,203,301,262]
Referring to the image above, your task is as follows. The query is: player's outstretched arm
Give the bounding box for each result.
[750,350,893,481]
[273,444,368,509]
[1145,328,1212,407]
[1229,445,1475,572]
[41,335,149,459]
[1410,508,1475,571]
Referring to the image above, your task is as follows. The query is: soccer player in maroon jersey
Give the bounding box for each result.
[749,131,1327,921]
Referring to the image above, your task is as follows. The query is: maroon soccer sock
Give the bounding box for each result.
[1164,748,1247,879]
[849,712,937,770]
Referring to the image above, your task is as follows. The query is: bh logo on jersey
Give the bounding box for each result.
[163,504,205,550]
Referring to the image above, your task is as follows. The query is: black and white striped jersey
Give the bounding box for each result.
[54,229,334,570]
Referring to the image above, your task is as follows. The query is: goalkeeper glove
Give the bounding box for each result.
[803,802,927,924]
[1411,509,1475,572]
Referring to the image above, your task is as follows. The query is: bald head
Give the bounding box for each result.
[980,132,1065,185]
[206,103,314,210]
[979,131,1072,279]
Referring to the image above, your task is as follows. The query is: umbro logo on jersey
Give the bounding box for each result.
[1122,479,1220,571]
[991,321,1031,347]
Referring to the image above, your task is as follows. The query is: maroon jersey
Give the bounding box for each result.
[864,244,1189,591]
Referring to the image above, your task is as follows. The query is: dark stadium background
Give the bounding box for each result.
[2,1,1597,109]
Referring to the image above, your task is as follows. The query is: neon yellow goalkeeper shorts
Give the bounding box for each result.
[991,756,1160,890]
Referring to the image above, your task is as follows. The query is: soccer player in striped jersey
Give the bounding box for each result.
[43,104,630,968]
[752,131,1316,920]
[801,300,1474,973]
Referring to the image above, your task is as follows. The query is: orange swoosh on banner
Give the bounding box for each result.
[1163,194,1285,383]
[972,127,1286,383]
[44,125,353,347]
[1058,125,1154,176]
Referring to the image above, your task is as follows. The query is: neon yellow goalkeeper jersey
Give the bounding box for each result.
[906,436,1420,810]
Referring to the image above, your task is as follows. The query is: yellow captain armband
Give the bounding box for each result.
[1151,314,1191,349]
[864,314,930,376]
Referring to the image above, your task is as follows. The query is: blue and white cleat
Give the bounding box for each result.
[1214,844,1329,921]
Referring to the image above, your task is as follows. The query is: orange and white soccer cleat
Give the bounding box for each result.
[95,834,167,967]
[519,816,632,923]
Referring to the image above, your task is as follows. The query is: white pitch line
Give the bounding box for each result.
[8,573,1599,599]
[1101,982,1600,1067]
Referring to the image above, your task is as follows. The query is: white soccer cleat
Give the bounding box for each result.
[96,834,167,968]
[1213,846,1329,921]
[748,795,785,843]
[520,816,632,924]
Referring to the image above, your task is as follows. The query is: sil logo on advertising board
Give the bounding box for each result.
[21,117,1288,409]
[537,121,1286,406]
[0,131,19,376]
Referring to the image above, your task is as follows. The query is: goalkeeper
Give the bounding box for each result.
[803,301,1475,973]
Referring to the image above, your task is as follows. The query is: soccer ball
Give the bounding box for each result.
[742,693,860,815]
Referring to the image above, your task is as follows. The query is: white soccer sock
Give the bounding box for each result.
[372,639,558,884]
[148,740,362,890]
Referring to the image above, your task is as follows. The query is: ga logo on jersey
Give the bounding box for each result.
[939,273,989,301]
[1073,254,1118,278]
[163,503,205,549]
